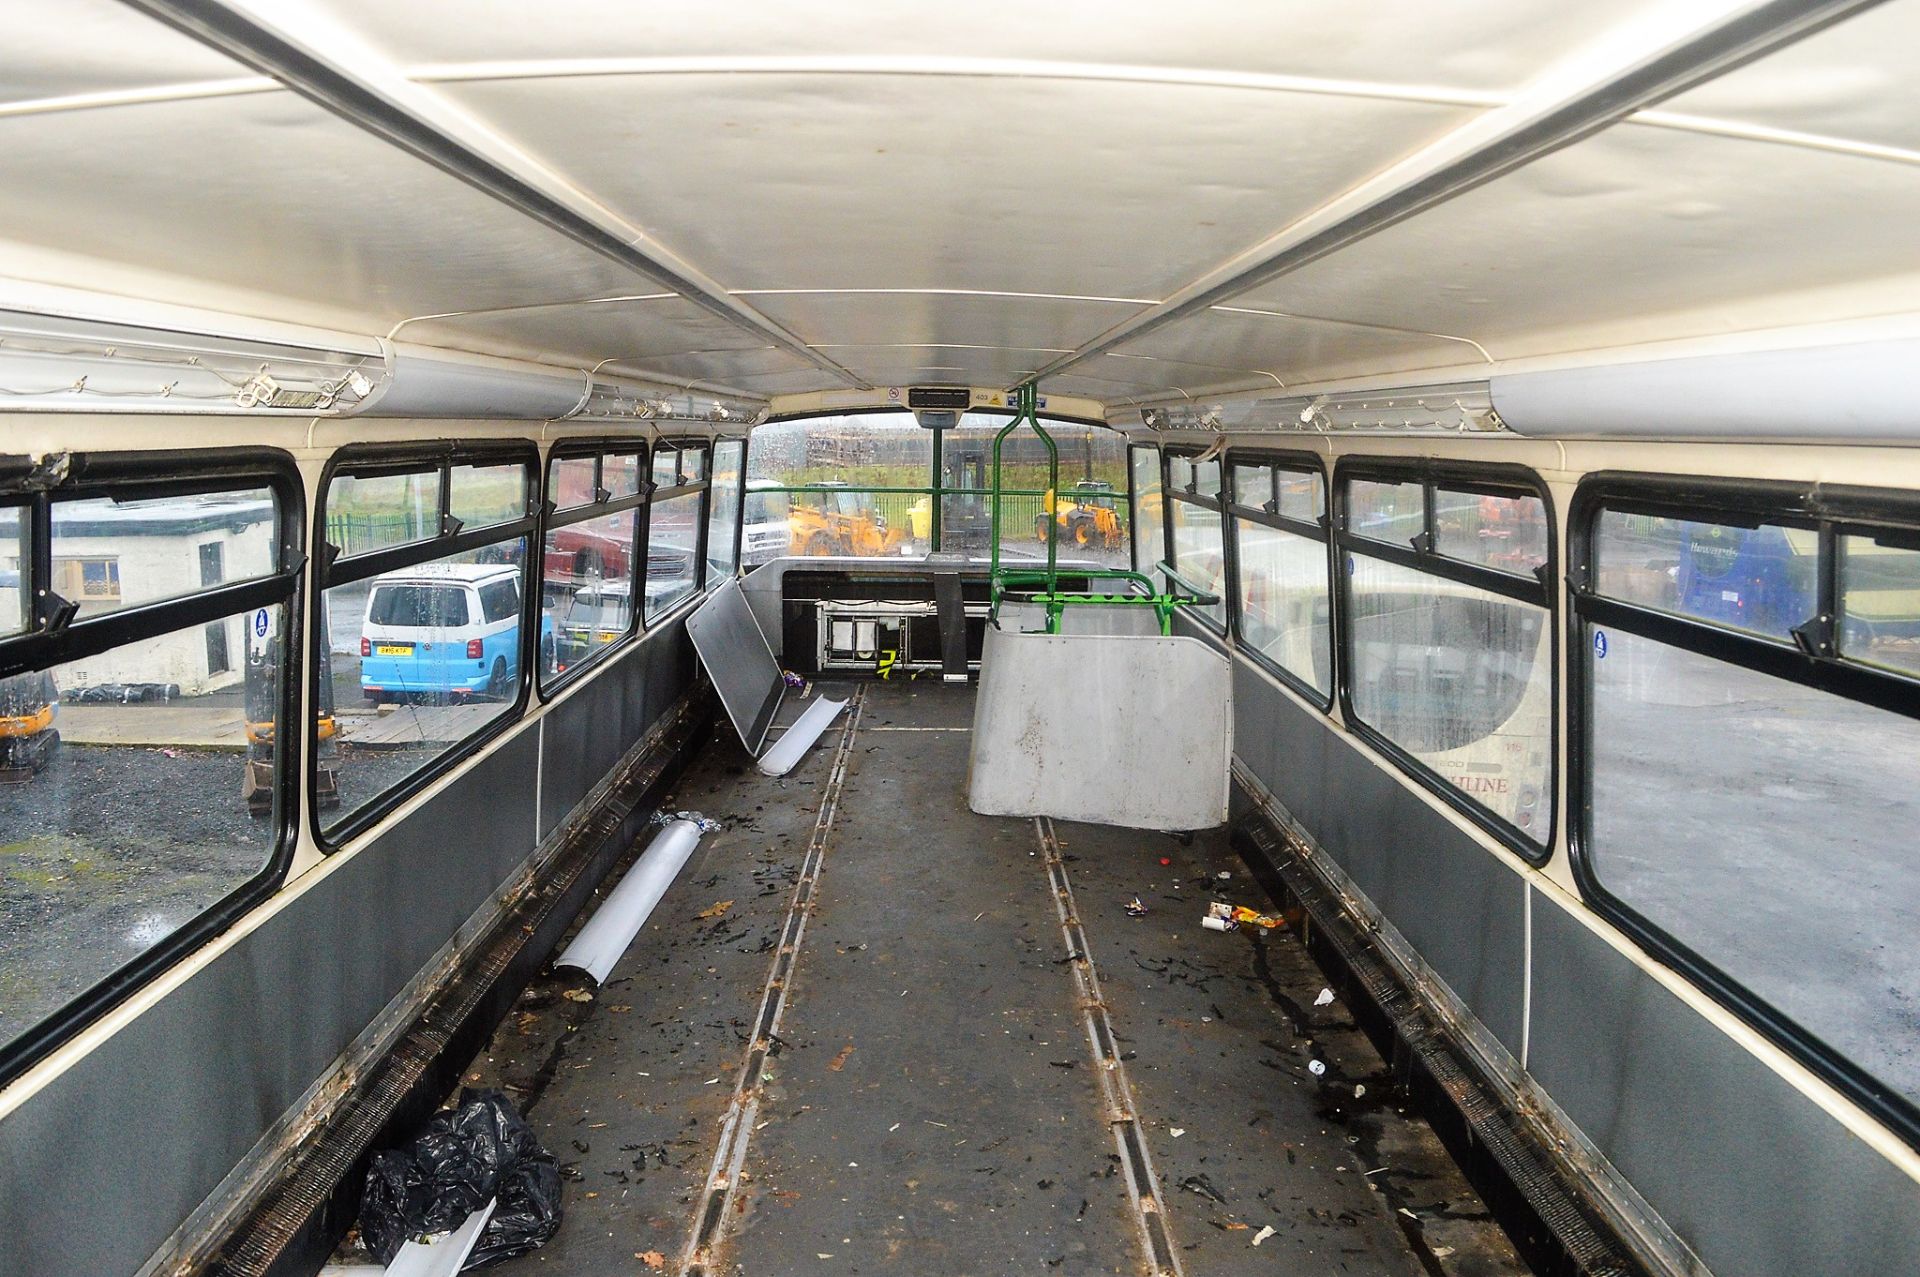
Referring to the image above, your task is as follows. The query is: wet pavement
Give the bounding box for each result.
[388,680,1526,1276]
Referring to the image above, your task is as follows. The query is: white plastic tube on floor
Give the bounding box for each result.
[756,696,847,777]
[553,819,707,983]
[385,1198,494,1277]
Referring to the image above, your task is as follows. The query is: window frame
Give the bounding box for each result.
[537,439,651,699]
[1333,457,1559,862]
[1128,442,1165,581]
[1568,471,1920,1150]
[0,446,306,1087]
[311,439,540,851]
[1161,445,1229,635]
[706,437,748,583]
[642,438,713,624]
[1224,448,1334,709]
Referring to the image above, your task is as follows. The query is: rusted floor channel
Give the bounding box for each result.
[460,679,1527,1276]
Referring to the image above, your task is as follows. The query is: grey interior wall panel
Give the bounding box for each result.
[0,725,540,1277]
[539,620,695,838]
[1528,893,1920,1277]
[1232,656,1526,1056]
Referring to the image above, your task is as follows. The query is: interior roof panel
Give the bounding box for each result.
[1654,1,1920,155]
[1228,120,1920,369]
[737,292,1148,355]
[1113,308,1480,388]
[401,296,785,368]
[309,0,1673,97]
[0,0,250,106]
[436,74,1478,298]
[0,89,659,334]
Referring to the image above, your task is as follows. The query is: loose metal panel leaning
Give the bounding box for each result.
[686,576,845,776]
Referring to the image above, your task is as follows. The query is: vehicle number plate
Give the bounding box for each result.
[375,644,413,656]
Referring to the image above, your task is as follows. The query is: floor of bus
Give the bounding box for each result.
[367,680,1528,1276]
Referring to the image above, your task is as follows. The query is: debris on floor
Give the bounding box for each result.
[1125,894,1148,916]
[1202,900,1287,932]
[357,1089,561,1268]
[1314,986,1337,1006]
[1251,1224,1276,1246]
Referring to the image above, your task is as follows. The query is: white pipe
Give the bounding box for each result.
[757,696,847,777]
[385,1198,495,1277]
[553,819,708,983]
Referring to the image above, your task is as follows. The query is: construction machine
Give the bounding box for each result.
[1035,480,1125,552]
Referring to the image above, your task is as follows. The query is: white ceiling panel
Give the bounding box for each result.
[1654,2,1920,155]
[0,0,252,106]
[1229,120,1920,369]
[437,74,1476,298]
[317,0,1669,98]
[1112,308,1475,387]
[738,291,1146,354]
[0,90,661,333]
[404,296,775,364]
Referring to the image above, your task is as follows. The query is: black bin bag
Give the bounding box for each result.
[358,1088,562,1267]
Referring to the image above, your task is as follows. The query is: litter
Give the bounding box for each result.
[1314,987,1336,1007]
[637,1252,666,1270]
[694,899,734,919]
[561,989,593,1003]
[1169,1127,1186,1138]
[553,814,714,983]
[1159,857,1172,866]
[383,1199,494,1277]
[1308,1059,1328,1077]
[1215,870,1231,880]
[1179,1173,1228,1204]
[1125,895,1148,917]
[358,1089,561,1268]
[1202,901,1285,932]
[1251,1225,1276,1246]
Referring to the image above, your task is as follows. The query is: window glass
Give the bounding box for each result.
[0,604,283,1059]
[680,448,708,483]
[652,448,681,490]
[2,508,27,636]
[49,490,276,618]
[605,453,643,500]
[1168,455,1194,492]
[1434,489,1548,575]
[449,463,526,529]
[549,456,597,510]
[322,545,531,838]
[645,493,704,620]
[1131,449,1164,578]
[1277,471,1324,523]
[707,440,744,581]
[478,579,520,625]
[328,471,438,557]
[1348,479,1424,547]
[1347,552,1551,842]
[1192,457,1222,497]
[1169,498,1227,627]
[542,508,636,687]
[743,483,792,567]
[1587,626,1920,1111]
[1594,510,1816,641]
[1840,535,1920,676]
[1235,517,1330,695]
[1231,464,1273,511]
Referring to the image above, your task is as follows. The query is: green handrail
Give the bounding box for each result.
[985,384,1204,635]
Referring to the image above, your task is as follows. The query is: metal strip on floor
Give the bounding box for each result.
[678,685,867,1277]
[1034,816,1186,1277]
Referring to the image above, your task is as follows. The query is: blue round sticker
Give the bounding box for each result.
[254,608,271,638]
[1593,629,1609,659]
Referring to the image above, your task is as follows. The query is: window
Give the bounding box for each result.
[1576,479,1920,1146]
[317,445,536,844]
[1228,457,1331,700]
[1337,466,1553,851]
[645,442,708,621]
[51,491,276,618]
[1165,451,1227,629]
[0,458,299,1083]
[325,470,438,556]
[540,444,644,692]
[707,439,745,582]
[1130,446,1164,578]
[744,412,1129,564]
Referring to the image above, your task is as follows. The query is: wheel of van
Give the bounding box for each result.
[488,657,511,699]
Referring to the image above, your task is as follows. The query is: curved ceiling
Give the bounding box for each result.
[0,0,1913,414]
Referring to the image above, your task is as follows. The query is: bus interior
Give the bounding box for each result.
[3,3,1920,1277]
